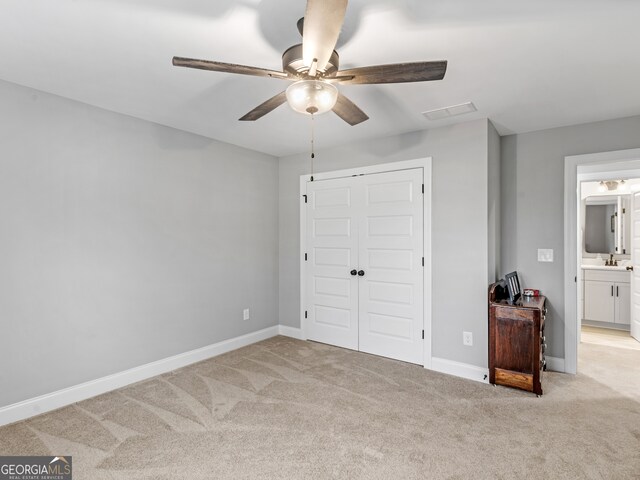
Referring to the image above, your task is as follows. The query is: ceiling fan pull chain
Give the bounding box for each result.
[310,113,315,181]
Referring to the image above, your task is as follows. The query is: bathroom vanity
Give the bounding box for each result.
[582,266,630,328]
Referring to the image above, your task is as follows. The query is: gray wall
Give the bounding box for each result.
[279,119,491,367]
[0,80,279,408]
[501,115,640,359]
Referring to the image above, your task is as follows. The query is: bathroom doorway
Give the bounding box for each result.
[578,178,640,354]
[564,149,640,373]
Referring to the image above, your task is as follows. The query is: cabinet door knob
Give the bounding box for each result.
[350,269,357,276]
[357,270,365,276]
[627,266,634,271]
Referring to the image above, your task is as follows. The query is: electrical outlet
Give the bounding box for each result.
[463,331,473,346]
[243,309,250,321]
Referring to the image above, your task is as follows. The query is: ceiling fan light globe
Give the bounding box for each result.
[317,90,335,109]
[286,80,338,116]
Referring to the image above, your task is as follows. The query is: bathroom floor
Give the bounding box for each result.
[579,325,640,400]
[581,325,640,351]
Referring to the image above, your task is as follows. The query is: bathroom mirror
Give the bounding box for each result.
[584,195,630,255]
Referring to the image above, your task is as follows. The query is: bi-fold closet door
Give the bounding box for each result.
[305,168,424,365]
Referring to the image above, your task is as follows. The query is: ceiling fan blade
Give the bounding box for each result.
[332,93,369,126]
[302,0,348,72]
[336,61,447,85]
[239,91,288,121]
[324,75,355,84]
[173,57,290,80]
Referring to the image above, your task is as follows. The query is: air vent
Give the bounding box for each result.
[422,102,477,120]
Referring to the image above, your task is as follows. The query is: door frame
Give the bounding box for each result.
[632,192,640,343]
[564,148,640,374]
[299,158,433,368]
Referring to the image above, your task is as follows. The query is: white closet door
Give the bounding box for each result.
[305,177,360,350]
[357,168,424,364]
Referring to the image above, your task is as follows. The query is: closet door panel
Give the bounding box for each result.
[358,169,424,364]
[305,177,361,350]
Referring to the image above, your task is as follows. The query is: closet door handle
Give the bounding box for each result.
[350,269,357,276]
[358,270,365,276]
[611,285,614,296]
[617,286,619,297]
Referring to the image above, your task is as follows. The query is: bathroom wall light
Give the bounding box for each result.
[598,180,625,192]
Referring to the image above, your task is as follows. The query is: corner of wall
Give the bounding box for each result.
[488,120,501,282]
[499,133,518,276]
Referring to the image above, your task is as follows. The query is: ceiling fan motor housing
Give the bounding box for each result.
[282,44,339,77]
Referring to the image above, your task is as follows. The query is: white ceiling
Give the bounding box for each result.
[1,0,639,157]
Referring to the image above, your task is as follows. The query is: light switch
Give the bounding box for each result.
[538,249,554,262]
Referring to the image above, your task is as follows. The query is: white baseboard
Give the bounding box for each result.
[278,325,304,340]
[546,356,565,373]
[430,357,490,384]
[0,326,279,427]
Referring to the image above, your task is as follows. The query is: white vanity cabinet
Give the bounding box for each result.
[583,269,630,326]
[615,282,630,324]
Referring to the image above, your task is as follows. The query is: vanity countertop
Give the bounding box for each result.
[581,264,630,271]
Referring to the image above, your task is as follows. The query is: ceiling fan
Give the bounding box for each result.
[173,0,447,126]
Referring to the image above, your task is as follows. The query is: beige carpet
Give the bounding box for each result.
[1,336,639,479]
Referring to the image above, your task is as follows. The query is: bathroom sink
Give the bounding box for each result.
[581,264,630,271]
